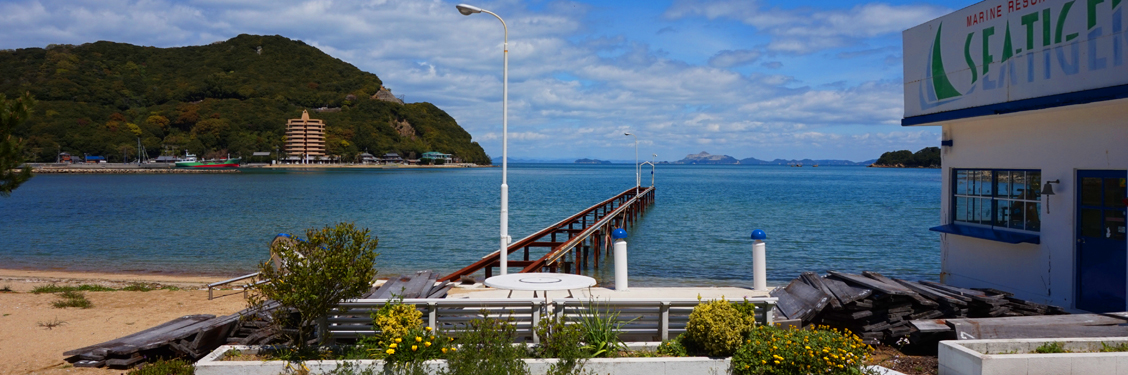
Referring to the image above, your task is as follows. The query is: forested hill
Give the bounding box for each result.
[0,34,489,164]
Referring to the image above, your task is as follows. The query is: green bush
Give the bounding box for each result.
[372,297,424,346]
[576,300,627,358]
[443,317,529,375]
[1034,342,1068,353]
[247,222,380,348]
[535,316,587,374]
[32,284,114,294]
[684,298,755,357]
[731,325,870,375]
[656,335,688,357]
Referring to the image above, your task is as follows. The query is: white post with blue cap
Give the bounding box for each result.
[751,229,767,291]
[612,228,629,291]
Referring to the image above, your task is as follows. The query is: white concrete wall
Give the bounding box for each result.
[938,97,1128,309]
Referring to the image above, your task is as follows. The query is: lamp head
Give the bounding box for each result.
[624,132,632,136]
[456,4,482,15]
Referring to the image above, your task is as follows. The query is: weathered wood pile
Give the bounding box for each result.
[367,270,453,299]
[63,271,449,368]
[64,314,239,368]
[770,271,1068,345]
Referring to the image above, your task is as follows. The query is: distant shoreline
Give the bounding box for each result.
[28,162,490,174]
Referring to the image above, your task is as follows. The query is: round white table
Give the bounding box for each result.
[484,272,596,300]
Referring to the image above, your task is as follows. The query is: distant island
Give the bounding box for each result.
[574,158,611,164]
[870,147,940,168]
[673,151,874,166]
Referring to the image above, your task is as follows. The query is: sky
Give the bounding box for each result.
[0,0,974,162]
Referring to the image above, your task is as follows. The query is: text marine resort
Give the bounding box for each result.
[903,0,1128,312]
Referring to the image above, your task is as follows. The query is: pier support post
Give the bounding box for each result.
[612,228,629,291]
[751,229,767,291]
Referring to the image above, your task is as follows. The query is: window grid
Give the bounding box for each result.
[953,169,1041,232]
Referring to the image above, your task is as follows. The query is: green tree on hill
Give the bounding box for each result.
[874,146,940,168]
[0,35,489,164]
[1,92,35,196]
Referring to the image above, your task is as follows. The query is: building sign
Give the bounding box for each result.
[904,0,1128,118]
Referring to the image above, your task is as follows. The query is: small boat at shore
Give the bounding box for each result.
[175,152,241,168]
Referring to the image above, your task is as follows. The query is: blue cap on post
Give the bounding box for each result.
[750,229,766,240]
[612,228,628,239]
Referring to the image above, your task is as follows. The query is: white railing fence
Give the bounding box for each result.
[323,297,778,344]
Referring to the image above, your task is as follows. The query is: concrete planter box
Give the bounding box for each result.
[939,337,1128,375]
[195,345,731,375]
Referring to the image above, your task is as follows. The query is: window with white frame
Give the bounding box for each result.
[953,169,1041,232]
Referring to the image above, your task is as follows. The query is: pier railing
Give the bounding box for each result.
[322,296,777,344]
[440,186,656,282]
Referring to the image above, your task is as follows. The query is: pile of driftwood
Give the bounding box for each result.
[63,271,449,369]
[65,314,241,368]
[770,271,1067,345]
[368,270,454,299]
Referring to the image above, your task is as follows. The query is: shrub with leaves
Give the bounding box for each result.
[0,92,35,197]
[372,296,424,346]
[443,317,529,375]
[576,300,628,358]
[684,298,755,357]
[535,316,588,375]
[380,326,450,363]
[656,335,688,357]
[731,325,871,375]
[247,222,380,348]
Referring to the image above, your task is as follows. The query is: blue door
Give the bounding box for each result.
[1075,170,1127,312]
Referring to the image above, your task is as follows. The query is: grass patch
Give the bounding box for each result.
[37,317,67,330]
[1,285,13,293]
[32,284,114,294]
[1034,342,1068,354]
[1100,342,1128,352]
[52,291,92,309]
[122,283,155,292]
[127,359,194,375]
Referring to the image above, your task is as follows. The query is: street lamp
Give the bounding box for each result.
[458,3,512,275]
[624,132,638,196]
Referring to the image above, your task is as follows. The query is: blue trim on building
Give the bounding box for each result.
[929,224,1040,244]
[903,83,1128,126]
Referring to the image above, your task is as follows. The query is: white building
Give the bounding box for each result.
[904,0,1127,312]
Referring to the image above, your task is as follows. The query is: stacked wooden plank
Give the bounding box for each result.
[770,270,1069,345]
[366,270,452,299]
[64,314,237,369]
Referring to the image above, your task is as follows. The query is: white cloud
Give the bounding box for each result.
[0,0,940,161]
[664,0,949,54]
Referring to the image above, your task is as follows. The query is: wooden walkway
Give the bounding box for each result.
[440,186,655,282]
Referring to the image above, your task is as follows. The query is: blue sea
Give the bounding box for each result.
[0,164,941,286]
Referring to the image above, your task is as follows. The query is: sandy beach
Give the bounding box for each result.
[0,269,248,375]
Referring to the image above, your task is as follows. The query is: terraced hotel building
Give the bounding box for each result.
[285,110,326,160]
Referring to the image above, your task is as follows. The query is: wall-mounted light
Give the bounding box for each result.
[1041,179,1060,213]
[941,140,953,147]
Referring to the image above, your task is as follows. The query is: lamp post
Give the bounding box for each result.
[458,3,512,274]
[624,132,638,197]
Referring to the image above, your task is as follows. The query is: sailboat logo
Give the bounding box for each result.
[919,23,971,110]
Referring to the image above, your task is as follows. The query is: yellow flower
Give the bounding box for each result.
[390,343,397,348]
[761,360,766,364]
[774,360,780,364]
[425,341,431,347]
[395,338,402,343]
[386,349,395,355]
[425,326,432,331]
[451,347,457,351]
[412,345,418,351]
[416,336,422,342]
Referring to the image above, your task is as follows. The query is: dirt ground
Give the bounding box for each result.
[867,345,939,375]
[0,269,248,375]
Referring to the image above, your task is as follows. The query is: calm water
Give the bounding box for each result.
[0,165,941,286]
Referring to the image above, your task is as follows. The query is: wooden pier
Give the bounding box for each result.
[440,186,655,282]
